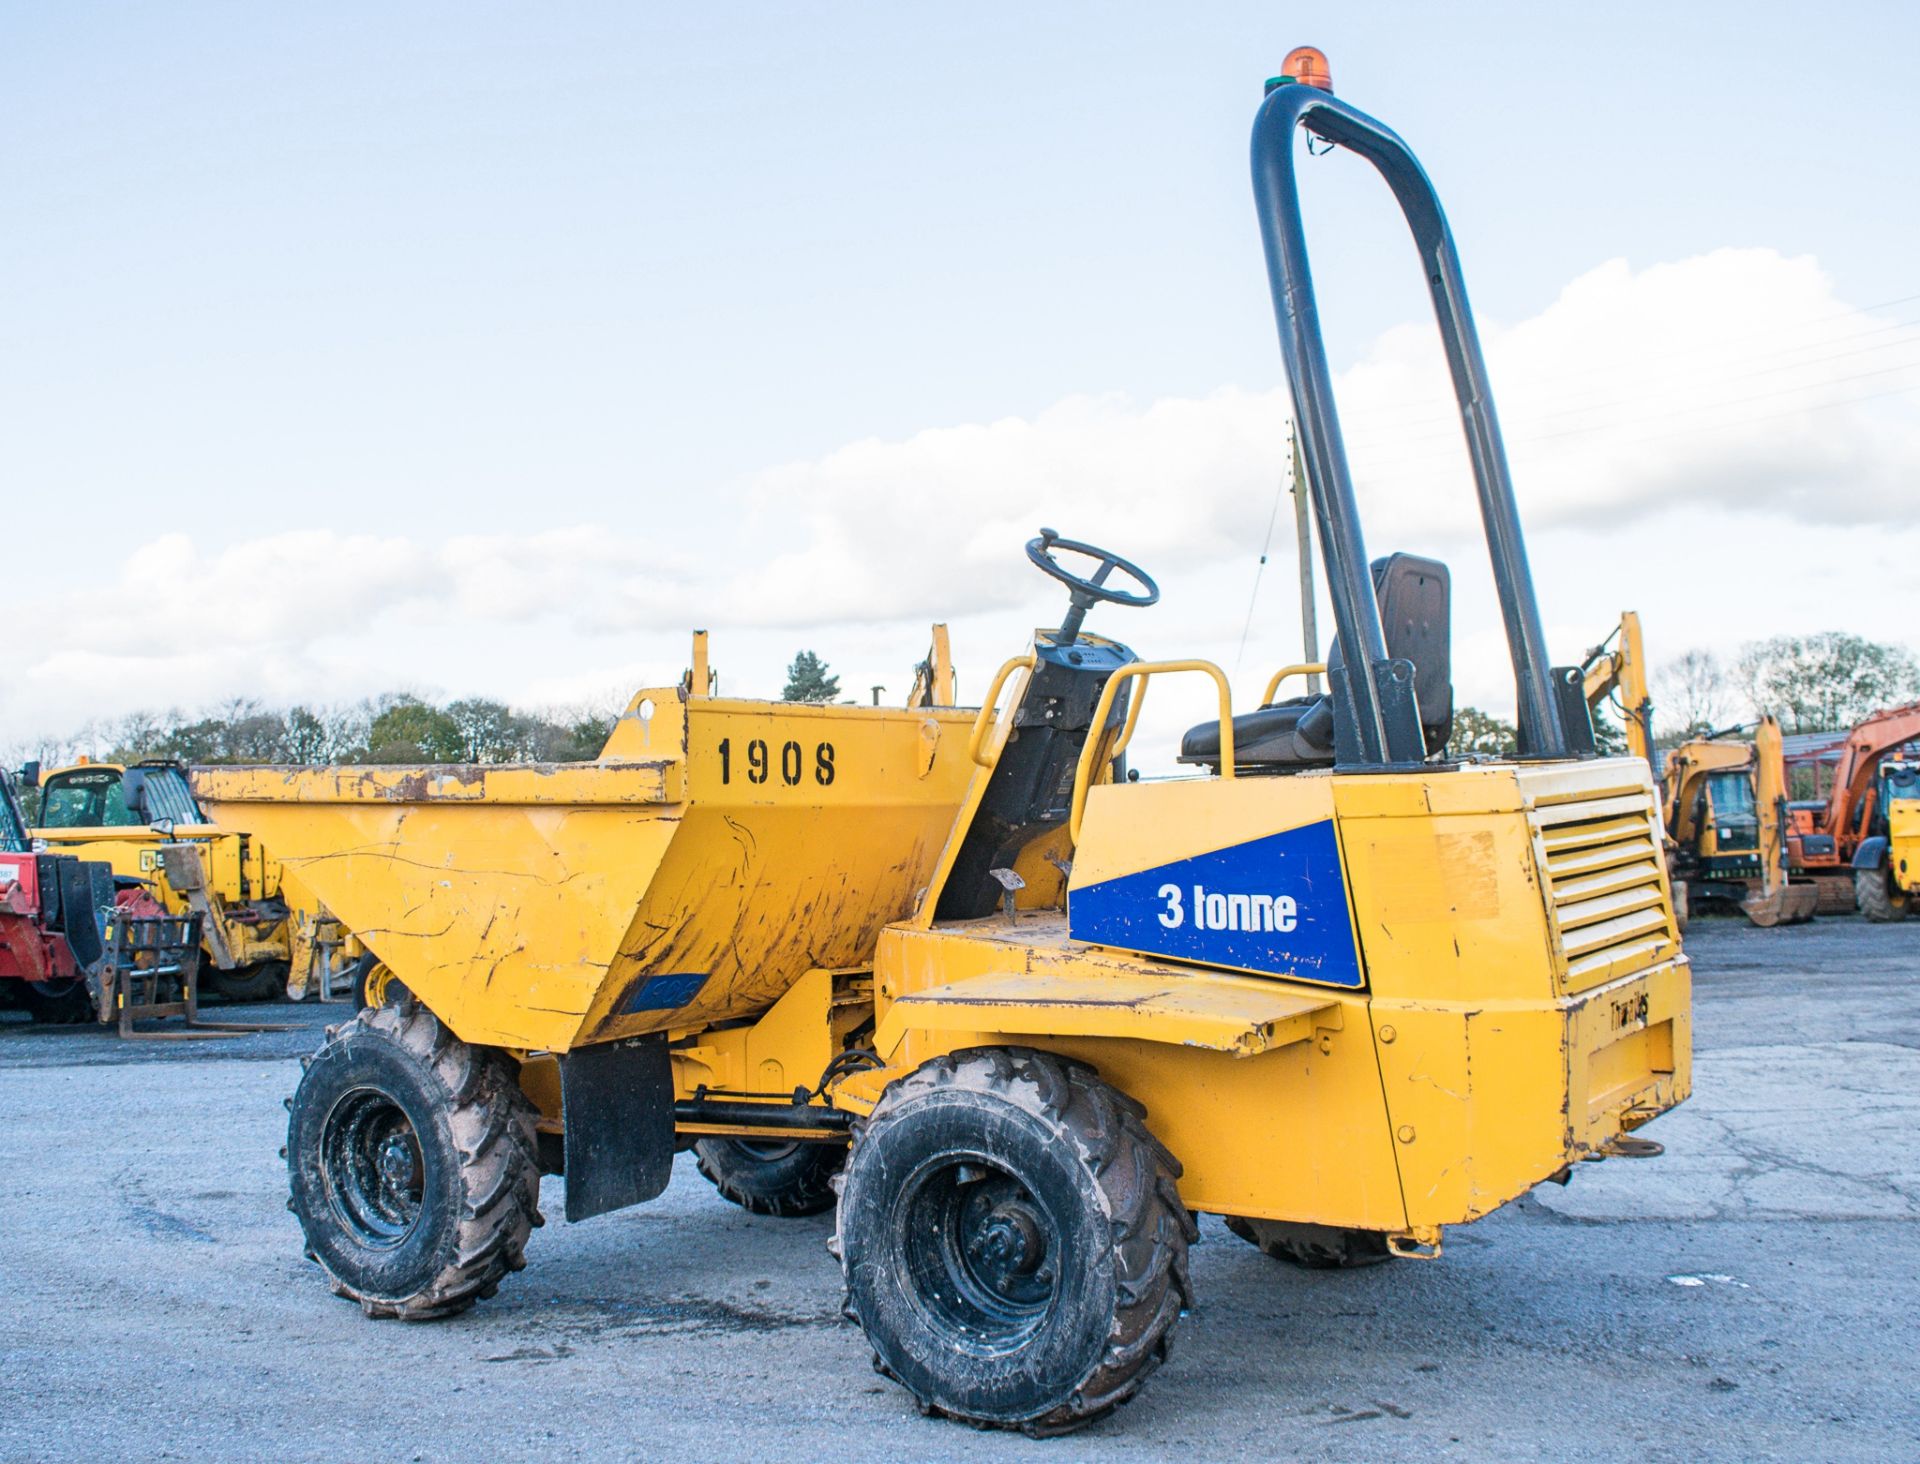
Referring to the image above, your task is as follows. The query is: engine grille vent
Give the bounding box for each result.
[1530,789,1679,992]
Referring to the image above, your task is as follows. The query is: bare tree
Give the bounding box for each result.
[1735,633,1920,733]
[1653,648,1731,738]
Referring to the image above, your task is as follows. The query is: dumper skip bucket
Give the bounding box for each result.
[193,691,979,1050]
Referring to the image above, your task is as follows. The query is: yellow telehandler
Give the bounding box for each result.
[194,52,1690,1433]
[25,759,354,1002]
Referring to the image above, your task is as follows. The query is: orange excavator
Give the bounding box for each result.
[1784,701,1920,915]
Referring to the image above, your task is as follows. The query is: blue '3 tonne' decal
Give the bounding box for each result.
[1068,819,1363,988]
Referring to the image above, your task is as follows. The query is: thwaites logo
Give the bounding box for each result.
[1070,820,1363,988]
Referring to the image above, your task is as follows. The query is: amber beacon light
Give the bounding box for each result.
[1268,45,1333,94]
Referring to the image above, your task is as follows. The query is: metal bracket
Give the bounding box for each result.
[1331,660,1428,771]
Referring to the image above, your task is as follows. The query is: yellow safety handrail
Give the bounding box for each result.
[965,653,1039,767]
[1068,660,1235,846]
[1261,662,1327,706]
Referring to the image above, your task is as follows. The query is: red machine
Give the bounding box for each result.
[0,770,119,1022]
[1785,701,1920,910]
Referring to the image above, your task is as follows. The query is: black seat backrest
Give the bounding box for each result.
[1178,551,1453,770]
[1330,553,1452,755]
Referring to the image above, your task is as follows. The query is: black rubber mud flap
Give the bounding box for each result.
[559,1035,674,1221]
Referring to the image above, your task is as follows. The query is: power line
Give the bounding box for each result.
[1235,424,1292,672]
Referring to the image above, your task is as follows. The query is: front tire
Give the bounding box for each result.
[1856,867,1909,922]
[18,978,95,1026]
[286,994,541,1319]
[211,960,290,1003]
[694,1138,844,1217]
[837,1047,1194,1435]
[1223,1216,1393,1269]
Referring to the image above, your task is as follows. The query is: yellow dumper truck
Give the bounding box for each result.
[194,53,1690,1434]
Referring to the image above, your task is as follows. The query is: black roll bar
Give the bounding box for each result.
[1251,81,1573,763]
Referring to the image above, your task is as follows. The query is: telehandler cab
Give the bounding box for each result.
[195,52,1690,1434]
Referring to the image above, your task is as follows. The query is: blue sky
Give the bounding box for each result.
[6,4,1919,752]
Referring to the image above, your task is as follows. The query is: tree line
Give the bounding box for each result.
[1447,630,1917,761]
[16,635,1914,774]
[24,694,619,770]
[14,651,846,772]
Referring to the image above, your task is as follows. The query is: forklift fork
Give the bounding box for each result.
[98,912,293,1039]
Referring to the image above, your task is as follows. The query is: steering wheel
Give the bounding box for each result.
[1025,528,1159,644]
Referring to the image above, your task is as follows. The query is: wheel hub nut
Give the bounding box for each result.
[974,1205,1042,1275]
[378,1135,415,1188]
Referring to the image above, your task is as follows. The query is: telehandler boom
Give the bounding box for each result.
[194,50,1690,1435]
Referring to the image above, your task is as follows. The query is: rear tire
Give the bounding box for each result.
[1223,1216,1393,1269]
[286,993,541,1320]
[1856,868,1909,922]
[837,1047,1193,1435]
[694,1138,844,1217]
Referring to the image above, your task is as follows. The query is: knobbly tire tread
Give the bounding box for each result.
[837,1046,1195,1435]
[286,992,541,1321]
[18,981,95,1025]
[1855,867,1907,922]
[1223,1215,1394,1269]
[693,1139,846,1217]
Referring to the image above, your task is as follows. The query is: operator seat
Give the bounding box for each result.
[1180,552,1453,771]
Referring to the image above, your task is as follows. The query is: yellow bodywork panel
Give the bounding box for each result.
[1334,759,1682,1000]
[192,695,979,1051]
[1890,798,1920,893]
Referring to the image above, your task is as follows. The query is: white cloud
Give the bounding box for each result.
[10,247,1919,757]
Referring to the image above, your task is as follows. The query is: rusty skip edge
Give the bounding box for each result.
[191,759,685,806]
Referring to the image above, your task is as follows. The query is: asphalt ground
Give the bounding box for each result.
[1,917,1915,1463]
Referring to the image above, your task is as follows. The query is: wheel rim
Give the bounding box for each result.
[362,963,394,1008]
[898,1156,1060,1353]
[728,1139,800,1163]
[321,1087,425,1247]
